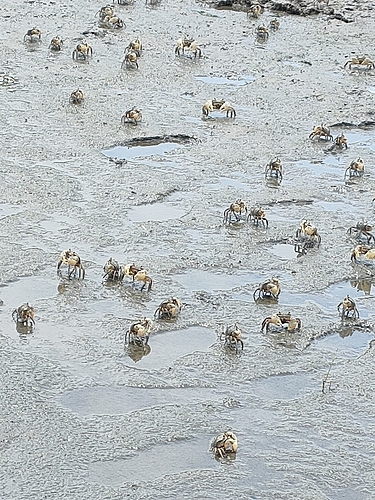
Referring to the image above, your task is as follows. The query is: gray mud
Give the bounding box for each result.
[1,0,375,498]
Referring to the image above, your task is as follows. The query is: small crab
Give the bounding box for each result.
[211,431,238,459]
[247,206,268,228]
[223,199,247,224]
[265,157,283,182]
[256,25,269,40]
[103,258,123,281]
[49,36,63,51]
[247,3,263,18]
[309,124,333,141]
[253,277,280,301]
[121,108,142,125]
[337,295,359,319]
[126,38,142,57]
[1,74,17,86]
[261,312,301,332]
[220,324,244,351]
[296,220,321,247]
[154,297,182,319]
[96,5,115,21]
[314,0,329,7]
[202,99,236,118]
[347,221,375,244]
[70,89,84,105]
[344,158,364,179]
[269,18,280,30]
[344,56,375,71]
[24,27,42,42]
[123,264,152,291]
[125,318,154,346]
[175,37,202,58]
[12,303,35,327]
[57,249,85,279]
[72,42,93,61]
[334,133,348,149]
[122,50,139,68]
[101,15,125,29]
[351,244,375,263]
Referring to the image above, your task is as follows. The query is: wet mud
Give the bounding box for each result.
[1,0,375,498]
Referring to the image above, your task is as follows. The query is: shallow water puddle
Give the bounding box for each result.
[195,75,255,86]
[88,436,215,485]
[294,158,341,176]
[318,329,374,357]
[269,243,298,260]
[102,142,183,160]
[207,173,252,192]
[0,276,57,306]
[58,385,217,415]
[338,129,375,151]
[125,326,216,368]
[174,269,262,292]
[0,203,25,219]
[128,202,185,221]
[250,372,315,401]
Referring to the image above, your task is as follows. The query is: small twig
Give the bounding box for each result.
[322,353,337,393]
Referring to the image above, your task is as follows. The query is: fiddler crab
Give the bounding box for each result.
[344,158,364,179]
[265,157,283,182]
[121,108,142,125]
[154,297,182,319]
[253,277,280,301]
[24,27,42,42]
[256,25,269,40]
[247,3,263,18]
[49,36,63,51]
[70,89,84,105]
[12,303,35,327]
[344,56,375,71]
[126,38,142,57]
[347,221,375,244]
[96,5,115,20]
[57,249,85,279]
[296,220,321,247]
[211,431,238,459]
[269,18,280,30]
[351,244,375,263]
[202,99,236,118]
[309,124,333,141]
[72,42,93,61]
[123,264,152,291]
[247,206,268,228]
[337,295,359,319]
[1,74,17,85]
[261,312,301,333]
[125,318,154,346]
[220,323,244,351]
[122,50,139,69]
[100,14,125,29]
[175,37,202,58]
[103,258,123,282]
[223,199,247,224]
[334,133,348,149]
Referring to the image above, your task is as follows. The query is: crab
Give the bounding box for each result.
[122,50,139,68]
[72,42,93,61]
[211,431,238,459]
[247,206,268,228]
[126,38,142,57]
[269,18,280,30]
[101,15,125,29]
[220,324,244,351]
[70,89,84,105]
[347,221,375,244]
[24,28,42,42]
[223,199,247,224]
[261,312,301,332]
[175,37,202,58]
[12,303,35,327]
[334,133,348,149]
[103,258,123,281]
[337,295,359,319]
[351,244,375,263]
[123,264,152,291]
[253,277,280,300]
[265,157,283,182]
[344,56,375,71]
[256,25,269,40]
[121,108,142,125]
[57,249,85,279]
[1,74,17,86]
[314,0,329,7]
[96,5,115,20]
[154,297,182,319]
[309,124,333,141]
[296,220,321,247]
[202,99,236,118]
[344,158,363,179]
[125,318,154,346]
[49,36,63,51]
[247,3,263,18]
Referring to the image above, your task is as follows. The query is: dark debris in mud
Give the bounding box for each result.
[124,134,198,147]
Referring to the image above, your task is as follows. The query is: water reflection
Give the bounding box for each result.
[350,278,373,295]
[125,343,151,362]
